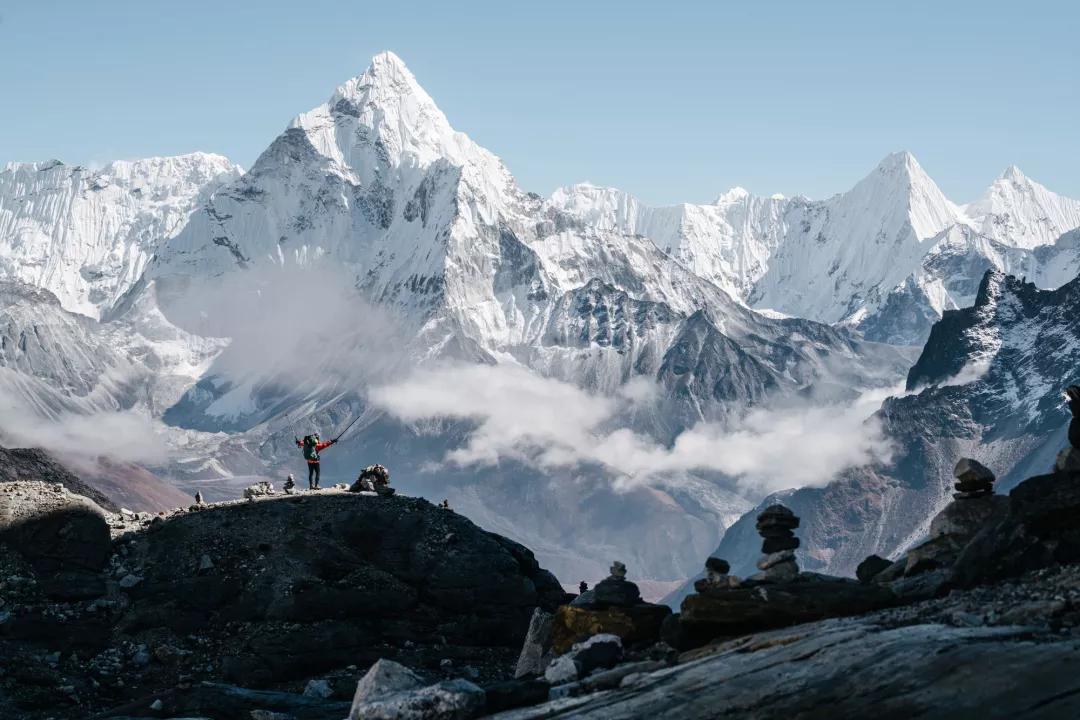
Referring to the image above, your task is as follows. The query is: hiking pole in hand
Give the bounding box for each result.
[332,414,362,443]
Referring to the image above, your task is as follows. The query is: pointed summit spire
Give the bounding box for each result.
[1000,164,1027,182]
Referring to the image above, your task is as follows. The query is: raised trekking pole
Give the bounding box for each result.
[333,414,362,443]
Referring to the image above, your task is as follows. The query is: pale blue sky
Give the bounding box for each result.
[2,0,1076,205]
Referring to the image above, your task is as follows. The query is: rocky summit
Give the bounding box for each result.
[0,485,565,718]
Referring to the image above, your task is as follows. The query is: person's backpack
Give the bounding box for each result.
[302,435,319,461]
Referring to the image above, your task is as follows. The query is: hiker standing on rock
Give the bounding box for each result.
[295,434,336,490]
[1067,386,1080,447]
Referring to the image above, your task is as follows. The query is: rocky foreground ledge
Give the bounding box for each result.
[4,452,1080,719]
[0,484,566,718]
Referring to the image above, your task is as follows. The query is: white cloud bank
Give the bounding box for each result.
[371,363,895,495]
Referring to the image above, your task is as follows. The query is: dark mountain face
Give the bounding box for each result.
[670,270,1080,603]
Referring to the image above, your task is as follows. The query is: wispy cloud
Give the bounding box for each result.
[371,363,895,495]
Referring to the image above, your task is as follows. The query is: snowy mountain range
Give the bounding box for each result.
[668,269,1080,605]
[555,152,1080,345]
[2,51,1079,591]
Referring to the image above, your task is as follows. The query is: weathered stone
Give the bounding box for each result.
[954,458,995,484]
[543,655,580,685]
[514,608,554,678]
[351,659,424,706]
[303,678,333,699]
[551,604,671,655]
[755,505,799,530]
[756,560,799,583]
[762,536,800,553]
[679,577,896,648]
[572,576,642,609]
[856,555,892,584]
[756,550,796,571]
[929,495,1010,540]
[564,634,622,675]
[904,533,965,576]
[348,678,484,720]
[548,660,669,699]
[954,470,1080,587]
[704,557,730,576]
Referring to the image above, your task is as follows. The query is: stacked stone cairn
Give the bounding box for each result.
[754,505,800,582]
[693,557,739,593]
[953,458,995,499]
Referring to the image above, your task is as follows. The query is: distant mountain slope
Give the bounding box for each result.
[0,154,241,319]
[669,270,1080,604]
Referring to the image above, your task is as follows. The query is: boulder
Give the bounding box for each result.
[953,470,1080,587]
[514,608,554,678]
[954,458,995,485]
[349,678,485,720]
[550,603,671,655]
[904,534,965,576]
[303,678,333,699]
[928,495,1010,539]
[756,550,796,570]
[0,481,111,600]
[679,576,896,649]
[351,659,424,706]
[856,555,892,584]
[704,557,729,578]
[562,634,622,676]
[543,655,581,685]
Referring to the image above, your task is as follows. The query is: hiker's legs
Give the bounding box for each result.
[308,463,317,489]
[313,462,321,489]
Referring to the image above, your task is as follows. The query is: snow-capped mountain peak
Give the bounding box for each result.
[846,150,962,241]
[291,50,467,173]
[714,186,750,204]
[965,166,1080,249]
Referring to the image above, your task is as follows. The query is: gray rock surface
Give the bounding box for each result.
[491,616,1080,719]
[349,678,484,720]
[351,658,424,707]
[514,608,555,678]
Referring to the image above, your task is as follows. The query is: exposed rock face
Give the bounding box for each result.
[678,575,896,648]
[0,447,117,511]
[953,469,1080,588]
[514,609,555,678]
[0,480,111,600]
[0,488,564,718]
[491,601,1080,719]
[112,493,563,685]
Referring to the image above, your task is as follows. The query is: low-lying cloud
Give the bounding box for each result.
[159,264,410,393]
[0,399,169,468]
[371,363,895,495]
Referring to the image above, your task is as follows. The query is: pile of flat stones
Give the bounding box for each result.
[953,458,995,499]
[753,505,800,582]
[694,556,740,593]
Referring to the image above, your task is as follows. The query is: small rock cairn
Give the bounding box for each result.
[755,505,800,582]
[694,556,739,593]
[572,561,642,608]
[953,458,995,499]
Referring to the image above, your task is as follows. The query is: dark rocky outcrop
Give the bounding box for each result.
[0,489,565,718]
[0,447,117,511]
